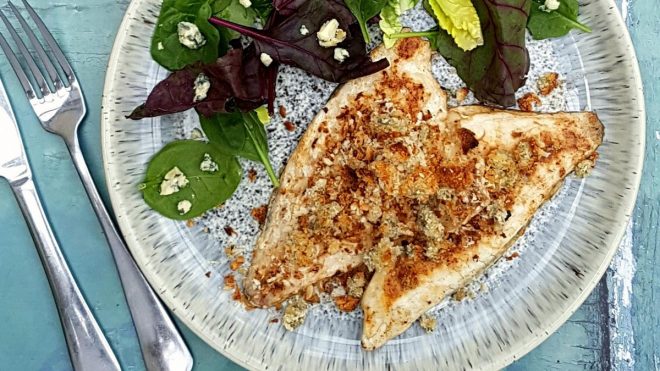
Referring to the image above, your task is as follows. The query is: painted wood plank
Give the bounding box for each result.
[627,0,660,369]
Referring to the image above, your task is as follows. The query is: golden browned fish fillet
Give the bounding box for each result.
[245,37,604,352]
[244,37,447,307]
[360,106,603,350]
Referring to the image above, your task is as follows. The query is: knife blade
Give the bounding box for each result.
[0,77,30,184]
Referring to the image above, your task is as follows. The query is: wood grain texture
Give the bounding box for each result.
[627,0,660,369]
[0,0,654,370]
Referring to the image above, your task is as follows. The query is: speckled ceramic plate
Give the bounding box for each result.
[101,0,644,369]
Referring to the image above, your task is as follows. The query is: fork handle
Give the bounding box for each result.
[11,177,120,371]
[66,139,193,371]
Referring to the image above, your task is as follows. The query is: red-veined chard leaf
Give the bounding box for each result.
[428,0,531,106]
[209,0,390,83]
[128,47,272,119]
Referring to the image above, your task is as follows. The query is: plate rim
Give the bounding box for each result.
[100,0,646,368]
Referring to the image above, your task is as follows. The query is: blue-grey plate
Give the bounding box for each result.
[101,0,644,369]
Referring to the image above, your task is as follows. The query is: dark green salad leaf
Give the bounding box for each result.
[140,140,242,220]
[151,0,221,71]
[250,0,275,22]
[428,0,531,106]
[209,0,390,83]
[213,0,263,40]
[527,0,590,40]
[200,109,280,186]
[343,0,388,43]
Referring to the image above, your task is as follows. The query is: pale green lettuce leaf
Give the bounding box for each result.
[427,0,483,51]
[379,0,420,48]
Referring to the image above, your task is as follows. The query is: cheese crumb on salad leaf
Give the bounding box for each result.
[193,73,211,102]
[333,48,350,63]
[200,153,219,172]
[259,52,273,67]
[160,166,189,196]
[177,21,207,50]
[317,19,347,48]
[177,200,193,215]
[541,0,560,11]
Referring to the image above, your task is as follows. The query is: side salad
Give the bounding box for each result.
[131,0,590,220]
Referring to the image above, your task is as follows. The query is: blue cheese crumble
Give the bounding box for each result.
[333,48,349,63]
[260,53,273,67]
[177,200,192,215]
[193,73,211,102]
[317,19,346,48]
[177,21,206,49]
[160,167,189,195]
[200,153,219,172]
[541,0,560,12]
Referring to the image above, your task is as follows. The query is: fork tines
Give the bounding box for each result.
[0,0,75,100]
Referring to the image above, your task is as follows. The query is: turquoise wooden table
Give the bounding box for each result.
[0,0,656,370]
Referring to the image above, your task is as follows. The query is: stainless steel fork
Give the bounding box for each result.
[0,2,193,370]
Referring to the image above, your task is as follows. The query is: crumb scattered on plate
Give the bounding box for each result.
[230,256,245,271]
[517,92,542,112]
[251,205,268,225]
[419,313,437,333]
[283,296,308,331]
[247,168,258,182]
[537,72,560,96]
[455,87,469,104]
[283,120,296,132]
[224,274,236,290]
[224,226,237,236]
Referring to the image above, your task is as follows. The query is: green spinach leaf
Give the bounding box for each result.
[151,0,222,71]
[200,110,280,186]
[141,140,242,220]
[343,0,388,43]
[250,0,274,22]
[527,0,590,40]
[213,0,262,40]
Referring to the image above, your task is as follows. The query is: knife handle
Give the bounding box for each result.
[11,177,120,371]
[66,138,193,371]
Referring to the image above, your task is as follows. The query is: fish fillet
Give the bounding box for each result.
[244,37,604,351]
[245,37,447,307]
[360,106,603,349]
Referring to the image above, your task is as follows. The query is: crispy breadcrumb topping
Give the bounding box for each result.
[517,93,542,112]
[249,55,600,312]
